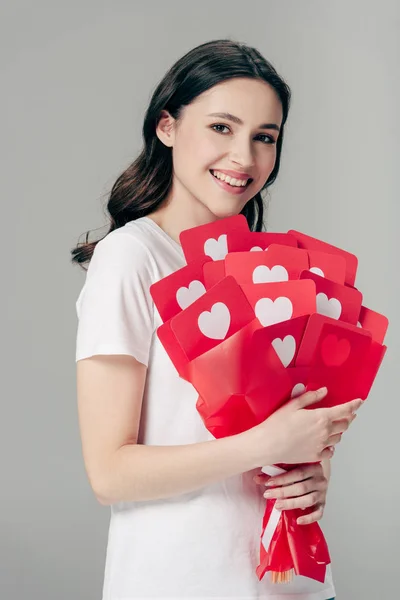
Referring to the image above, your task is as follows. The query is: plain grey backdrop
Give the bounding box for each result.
[2,1,399,599]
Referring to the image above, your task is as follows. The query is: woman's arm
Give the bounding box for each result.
[77,355,354,505]
[76,354,269,505]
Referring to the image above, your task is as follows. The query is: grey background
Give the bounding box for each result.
[2,1,398,598]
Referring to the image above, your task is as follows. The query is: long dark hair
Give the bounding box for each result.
[71,39,291,269]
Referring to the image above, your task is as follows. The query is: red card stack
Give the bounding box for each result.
[149,214,388,585]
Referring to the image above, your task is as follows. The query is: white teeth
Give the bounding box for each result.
[211,170,249,187]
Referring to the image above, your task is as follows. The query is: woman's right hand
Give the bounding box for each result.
[250,387,362,466]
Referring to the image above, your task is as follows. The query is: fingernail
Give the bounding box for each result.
[316,387,327,397]
[265,480,275,486]
[264,490,273,498]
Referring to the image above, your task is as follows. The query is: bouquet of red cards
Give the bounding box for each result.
[149,214,388,585]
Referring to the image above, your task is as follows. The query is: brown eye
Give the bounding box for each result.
[256,134,276,145]
[211,124,230,134]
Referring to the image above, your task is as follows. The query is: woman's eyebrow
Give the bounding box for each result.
[207,112,280,132]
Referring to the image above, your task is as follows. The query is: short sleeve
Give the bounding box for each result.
[75,231,155,366]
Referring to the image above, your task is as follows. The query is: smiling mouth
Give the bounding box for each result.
[210,170,253,188]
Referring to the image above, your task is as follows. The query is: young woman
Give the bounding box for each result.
[72,39,360,600]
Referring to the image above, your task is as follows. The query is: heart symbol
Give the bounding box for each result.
[310,266,325,277]
[316,293,342,320]
[204,234,228,261]
[198,302,231,340]
[255,297,293,327]
[321,334,351,366]
[272,335,296,367]
[250,246,269,252]
[252,264,289,284]
[291,383,306,398]
[176,280,206,310]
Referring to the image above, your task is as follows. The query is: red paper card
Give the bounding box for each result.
[357,305,389,344]
[180,214,249,263]
[228,230,298,252]
[150,256,211,322]
[254,315,310,368]
[307,250,346,285]
[169,276,255,362]
[225,246,309,285]
[203,260,226,289]
[311,320,371,369]
[300,270,362,325]
[288,229,358,287]
[286,367,311,398]
[303,319,378,406]
[240,280,316,327]
[243,330,294,418]
[295,313,372,368]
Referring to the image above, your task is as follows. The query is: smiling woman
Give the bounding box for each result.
[71,39,343,600]
[71,41,292,267]
[151,75,284,227]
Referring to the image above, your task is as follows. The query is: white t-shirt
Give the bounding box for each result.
[75,216,336,600]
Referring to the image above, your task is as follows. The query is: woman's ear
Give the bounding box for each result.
[156,110,176,147]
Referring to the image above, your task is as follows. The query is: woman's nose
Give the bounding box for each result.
[230,142,254,169]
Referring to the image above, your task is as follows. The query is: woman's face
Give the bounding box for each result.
[157,77,283,221]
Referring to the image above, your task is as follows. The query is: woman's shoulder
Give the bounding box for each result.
[99,218,151,247]
[92,219,154,269]
[88,222,153,276]
[89,217,182,283]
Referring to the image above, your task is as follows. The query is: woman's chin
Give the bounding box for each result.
[204,201,246,220]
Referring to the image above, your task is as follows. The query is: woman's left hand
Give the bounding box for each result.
[253,463,329,525]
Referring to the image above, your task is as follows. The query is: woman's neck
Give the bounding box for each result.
[147,202,220,246]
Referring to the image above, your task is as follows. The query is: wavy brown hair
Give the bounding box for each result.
[71,39,292,269]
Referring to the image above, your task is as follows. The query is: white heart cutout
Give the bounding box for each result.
[176,280,206,310]
[255,297,293,327]
[316,293,342,320]
[198,302,231,340]
[272,335,296,367]
[204,234,228,261]
[291,383,306,398]
[250,246,269,252]
[252,264,289,284]
[310,267,325,277]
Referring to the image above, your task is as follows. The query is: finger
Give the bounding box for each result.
[264,478,323,500]
[297,503,325,525]
[328,398,363,421]
[253,473,270,485]
[330,415,356,435]
[320,446,335,460]
[275,491,322,511]
[265,464,321,488]
[325,433,343,447]
[294,387,328,409]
